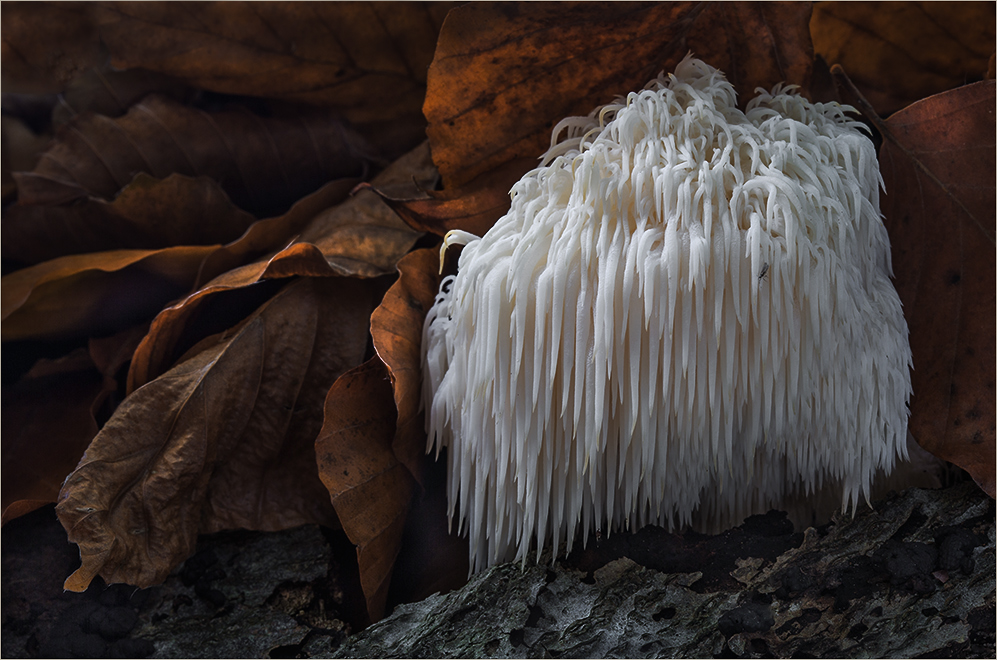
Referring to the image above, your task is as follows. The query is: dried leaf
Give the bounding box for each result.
[1,114,50,201]
[812,2,996,115]
[14,94,372,217]
[1,350,105,524]
[880,80,996,496]
[316,357,417,622]
[93,1,453,125]
[1,2,102,93]
[56,277,377,591]
[370,248,442,482]
[128,143,434,391]
[1,246,215,342]
[3,173,257,265]
[53,63,192,127]
[425,1,813,188]
[371,157,536,238]
[195,177,360,287]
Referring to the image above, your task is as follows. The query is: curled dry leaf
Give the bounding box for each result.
[0,1,102,93]
[316,357,417,623]
[14,94,372,217]
[880,80,996,497]
[3,173,257,265]
[425,1,813,188]
[1,350,105,524]
[370,247,443,482]
[93,2,453,126]
[1,245,216,342]
[812,2,996,116]
[56,277,378,592]
[127,142,434,391]
[370,157,536,238]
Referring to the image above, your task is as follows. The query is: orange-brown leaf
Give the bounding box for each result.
[315,357,417,623]
[3,173,257,265]
[1,350,105,524]
[93,1,453,126]
[880,80,996,497]
[14,95,371,218]
[425,1,813,188]
[370,248,443,483]
[56,277,377,591]
[1,246,215,342]
[812,2,996,116]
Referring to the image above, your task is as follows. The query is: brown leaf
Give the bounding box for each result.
[1,2,102,93]
[1,114,50,202]
[56,277,377,591]
[14,94,372,217]
[3,173,257,265]
[93,1,453,125]
[812,2,996,116]
[371,157,536,238]
[370,248,442,482]
[128,143,434,391]
[425,1,813,188]
[880,80,996,497]
[53,63,192,127]
[195,177,360,287]
[315,357,417,622]
[1,246,215,342]
[1,350,105,524]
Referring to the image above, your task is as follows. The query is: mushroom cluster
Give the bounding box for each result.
[422,57,912,572]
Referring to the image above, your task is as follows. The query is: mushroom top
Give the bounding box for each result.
[422,56,912,573]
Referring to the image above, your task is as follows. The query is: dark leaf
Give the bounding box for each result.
[56,277,377,591]
[812,1,996,115]
[14,94,372,217]
[315,357,417,622]
[372,157,536,238]
[53,63,192,126]
[880,80,996,497]
[425,1,813,188]
[3,173,257,264]
[1,246,216,342]
[93,1,453,125]
[0,2,102,93]
[1,350,105,524]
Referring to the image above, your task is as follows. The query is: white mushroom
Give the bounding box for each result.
[422,56,913,573]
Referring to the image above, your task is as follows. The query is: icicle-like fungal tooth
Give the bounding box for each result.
[422,56,912,573]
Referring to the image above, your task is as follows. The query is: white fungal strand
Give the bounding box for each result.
[422,56,913,573]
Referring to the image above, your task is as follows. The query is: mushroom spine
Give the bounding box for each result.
[422,56,913,573]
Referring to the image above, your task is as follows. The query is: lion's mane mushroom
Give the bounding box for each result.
[422,56,912,572]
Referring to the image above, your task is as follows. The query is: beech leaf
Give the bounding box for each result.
[1,246,216,342]
[316,357,417,623]
[370,247,444,482]
[880,80,996,497]
[14,94,372,218]
[56,277,377,592]
[93,1,453,126]
[127,143,434,391]
[2,350,105,524]
[424,1,813,188]
[370,157,536,238]
[3,173,257,265]
[0,2,102,93]
[812,1,996,115]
